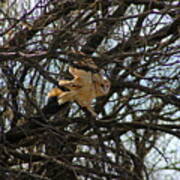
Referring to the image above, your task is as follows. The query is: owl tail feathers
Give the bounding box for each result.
[42,97,70,118]
[42,88,70,118]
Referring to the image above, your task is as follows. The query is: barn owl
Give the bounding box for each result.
[48,58,110,117]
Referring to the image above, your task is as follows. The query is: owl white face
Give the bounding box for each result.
[100,79,111,95]
[99,70,111,94]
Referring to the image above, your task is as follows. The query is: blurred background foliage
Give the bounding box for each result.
[0,0,180,179]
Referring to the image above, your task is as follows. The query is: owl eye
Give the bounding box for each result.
[100,84,105,88]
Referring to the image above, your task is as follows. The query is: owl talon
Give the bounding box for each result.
[58,98,65,105]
